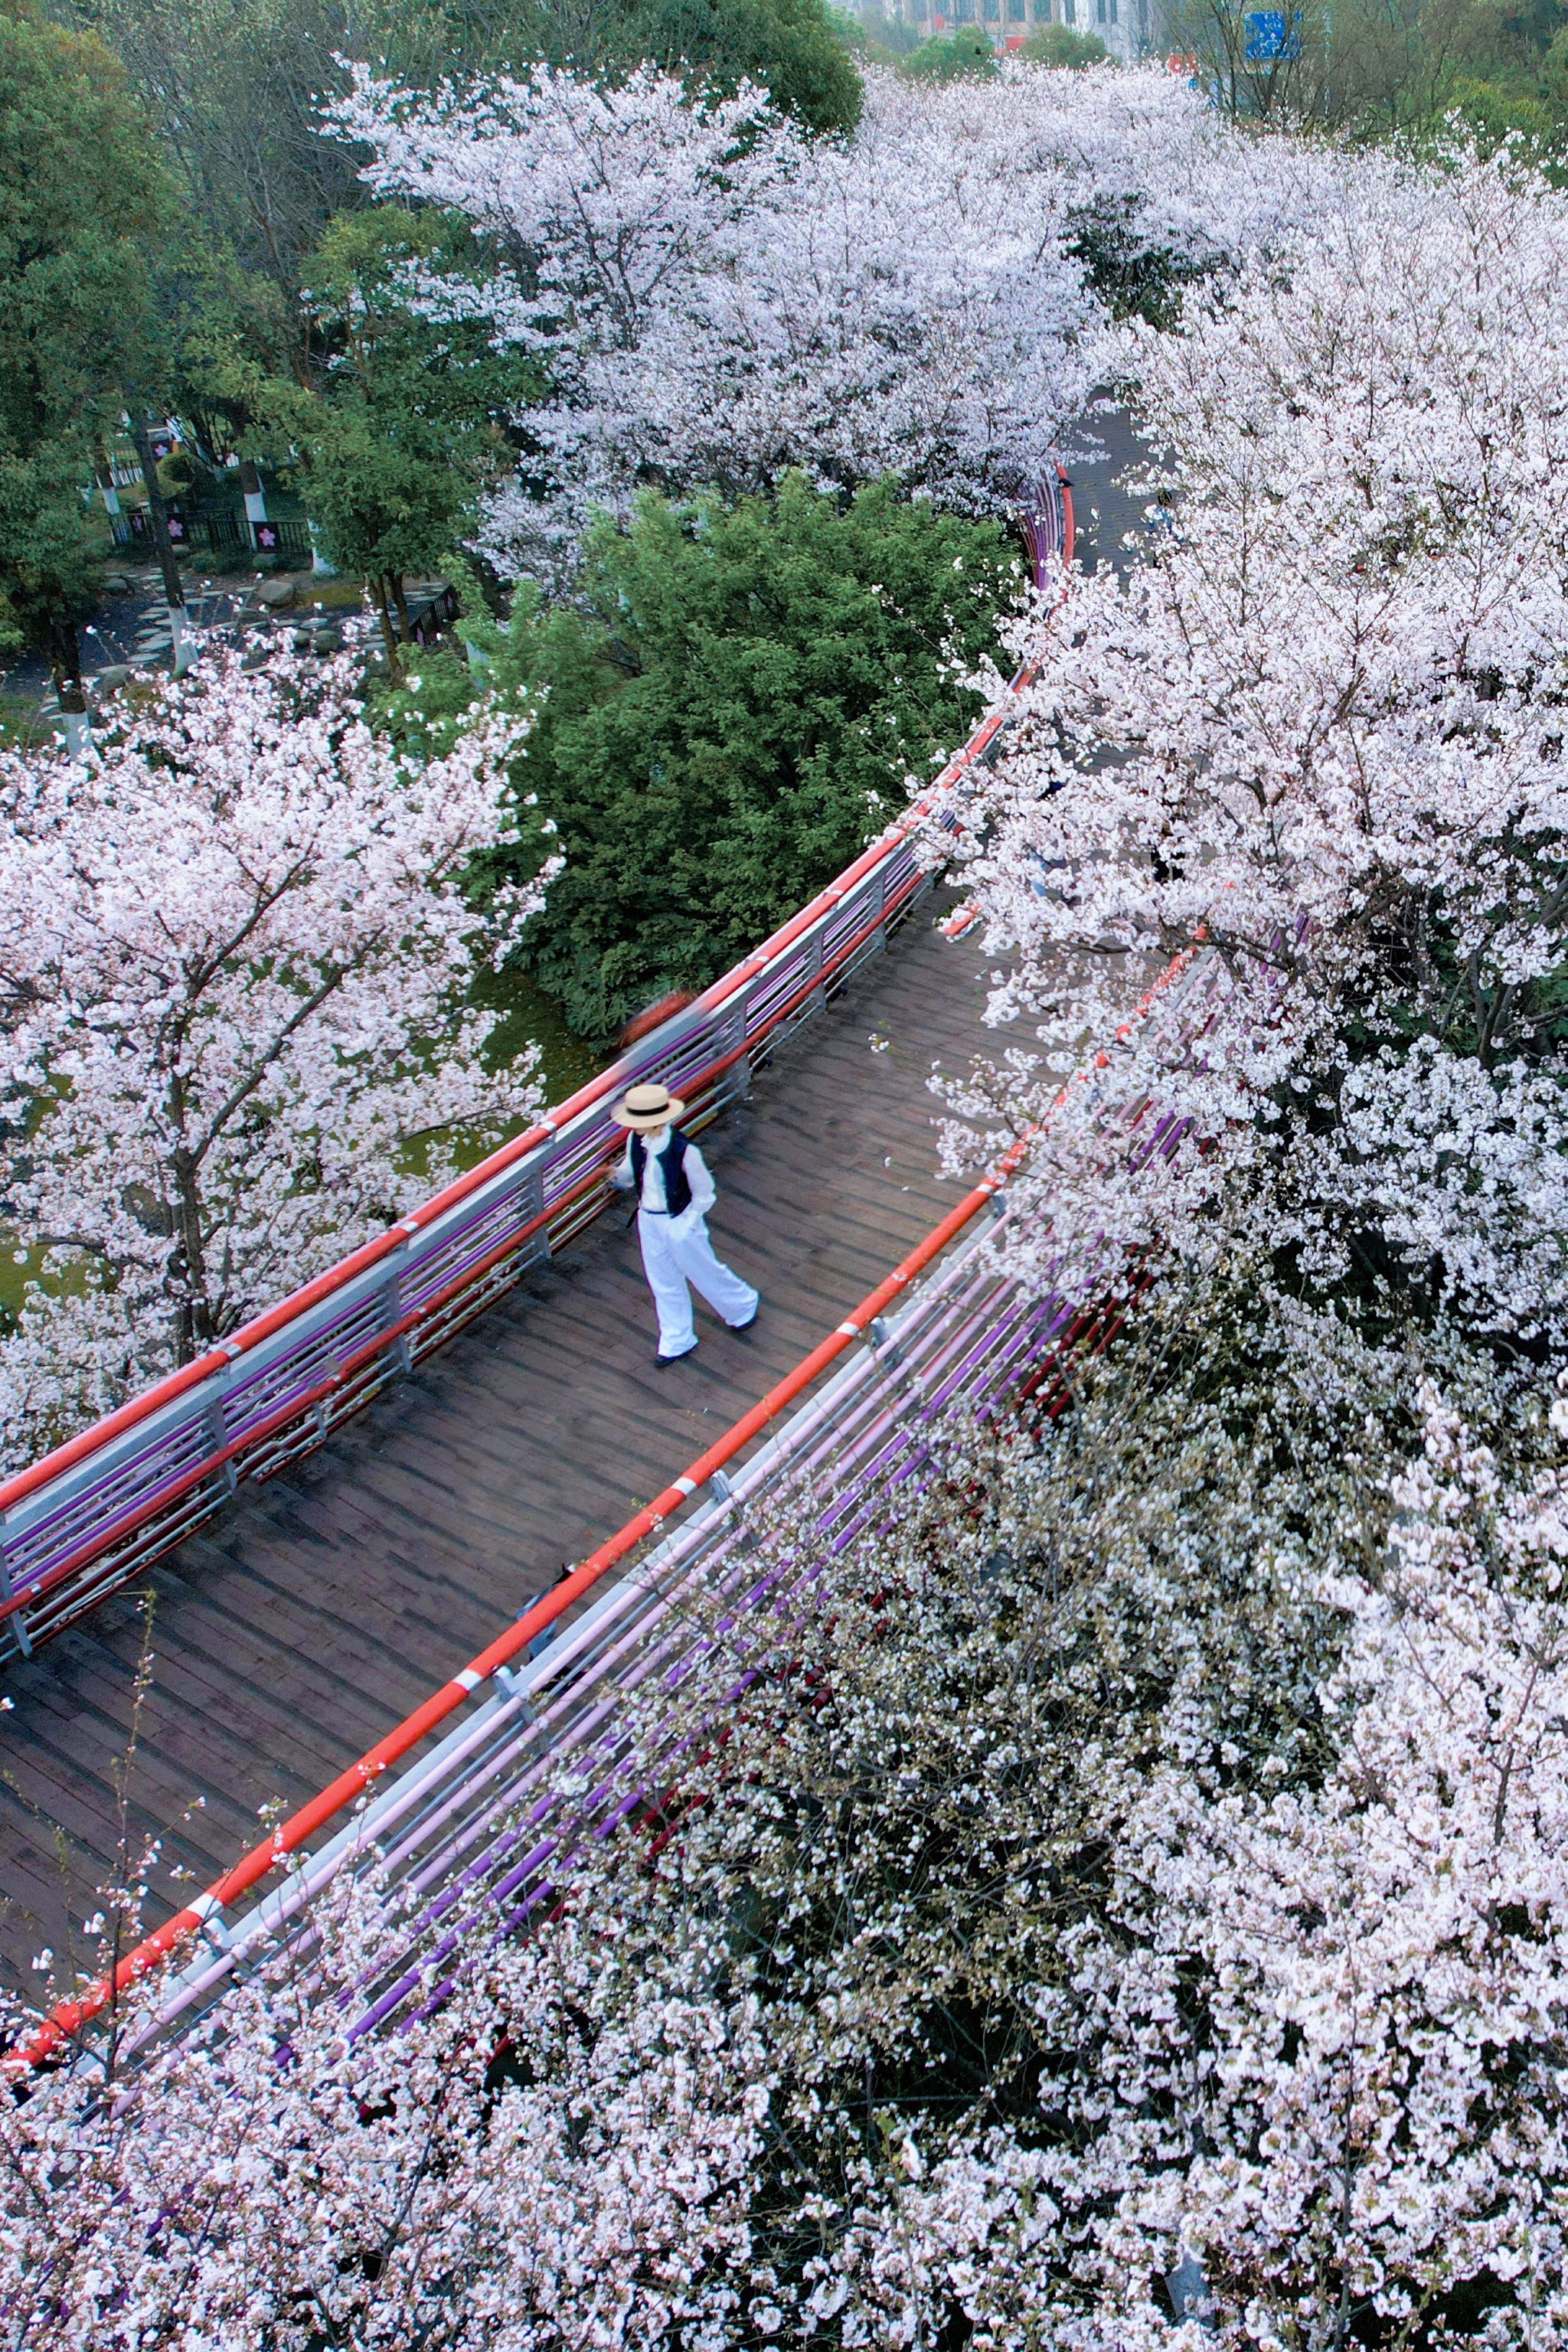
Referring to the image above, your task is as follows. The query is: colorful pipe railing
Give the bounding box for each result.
[23,929,1224,2072]
[0,475,1073,1668]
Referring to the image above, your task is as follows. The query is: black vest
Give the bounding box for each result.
[629,1127,692,1217]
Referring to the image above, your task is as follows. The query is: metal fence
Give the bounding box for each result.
[123,1195,1105,2056]
[0,470,1074,1673]
[247,517,313,565]
[106,508,314,565]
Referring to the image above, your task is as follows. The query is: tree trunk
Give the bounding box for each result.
[368,574,404,675]
[131,416,192,678]
[48,614,90,760]
[391,572,411,649]
[170,1143,213,1367]
[237,459,270,551]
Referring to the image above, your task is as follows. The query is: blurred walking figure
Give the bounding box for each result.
[610,1082,758,1366]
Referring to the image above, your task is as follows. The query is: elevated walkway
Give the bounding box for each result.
[0,421,1148,2017]
[0,901,998,1992]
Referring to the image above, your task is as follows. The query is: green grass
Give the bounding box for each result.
[476,965,603,1109]
[0,694,49,753]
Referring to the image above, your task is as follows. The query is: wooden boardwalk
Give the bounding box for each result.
[0,906,1002,1993]
[0,416,1148,2001]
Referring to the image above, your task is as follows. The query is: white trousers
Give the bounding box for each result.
[638,1210,758,1359]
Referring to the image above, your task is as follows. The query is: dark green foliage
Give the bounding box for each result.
[1017,19,1109,63]
[613,0,863,130]
[900,26,997,78]
[66,0,860,338]
[0,1,172,678]
[220,207,531,665]
[486,475,1021,1044]
[1068,194,1210,328]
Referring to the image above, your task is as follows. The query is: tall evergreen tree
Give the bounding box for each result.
[0,1,173,725]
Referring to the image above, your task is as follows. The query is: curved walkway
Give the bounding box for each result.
[0,910,997,1991]
[0,412,1148,1998]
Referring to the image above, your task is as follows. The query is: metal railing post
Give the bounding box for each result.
[806,929,827,1017]
[378,1265,411,1377]
[0,1534,30,1661]
[518,1157,549,1263]
[201,1389,238,1499]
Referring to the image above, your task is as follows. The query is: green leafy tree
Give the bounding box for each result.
[617,0,862,129]
[1162,0,1567,137]
[420,474,1022,1043]
[64,0,468,314]
[227,207,527,669]
[70,0,860,343]
[901,25,997,77]
[1018,19,1109,64]
[0,0,172,710]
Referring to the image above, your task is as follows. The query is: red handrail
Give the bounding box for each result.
[0,867,927,1635]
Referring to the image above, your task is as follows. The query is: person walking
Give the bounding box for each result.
[610,1081,758,1366]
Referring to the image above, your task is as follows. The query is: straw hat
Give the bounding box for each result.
[612,1080,686,1130]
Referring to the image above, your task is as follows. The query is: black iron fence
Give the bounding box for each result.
[112,508,315,567]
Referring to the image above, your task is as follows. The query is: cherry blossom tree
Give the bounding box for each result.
[5,1273,1566,2347]
[941,139,1568,1347]
[1031,1371,1568,2349]
[0,646,558,1474]
[5,90,1568,2352]
[329,61,1345,579]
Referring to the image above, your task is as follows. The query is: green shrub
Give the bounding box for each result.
[1018,20,1109,64]
[627,0,864,129]
[901,28,998,79]
[424,475,1023,1045]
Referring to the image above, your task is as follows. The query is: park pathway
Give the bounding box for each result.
[0,909,998,1990]
[0,413,1148,1997]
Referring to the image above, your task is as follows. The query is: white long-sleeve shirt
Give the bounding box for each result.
[612,1132,717,1218]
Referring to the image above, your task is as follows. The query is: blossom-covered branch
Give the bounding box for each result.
[944,142,1568,1341]
[0,647,559,1471]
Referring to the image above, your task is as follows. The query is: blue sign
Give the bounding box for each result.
[1245,9,1302,57]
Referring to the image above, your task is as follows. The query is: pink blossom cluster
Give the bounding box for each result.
[942,140,1568,1341]
[0,648,558,1472]
[6,1292,1566,2345]
[4,79,1568,2348]
[326,64,1338,577]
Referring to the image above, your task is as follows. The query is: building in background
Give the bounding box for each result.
[869,0,1155,60]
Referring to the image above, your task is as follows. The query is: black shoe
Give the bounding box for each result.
[729,1306,760,1334]
[655,1346,697,1368]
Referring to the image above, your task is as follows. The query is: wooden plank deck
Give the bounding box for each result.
[0,903,1004,1994]
[0,416,1149,2002]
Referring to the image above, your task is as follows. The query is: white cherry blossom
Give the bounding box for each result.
[0,646,557,1472]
